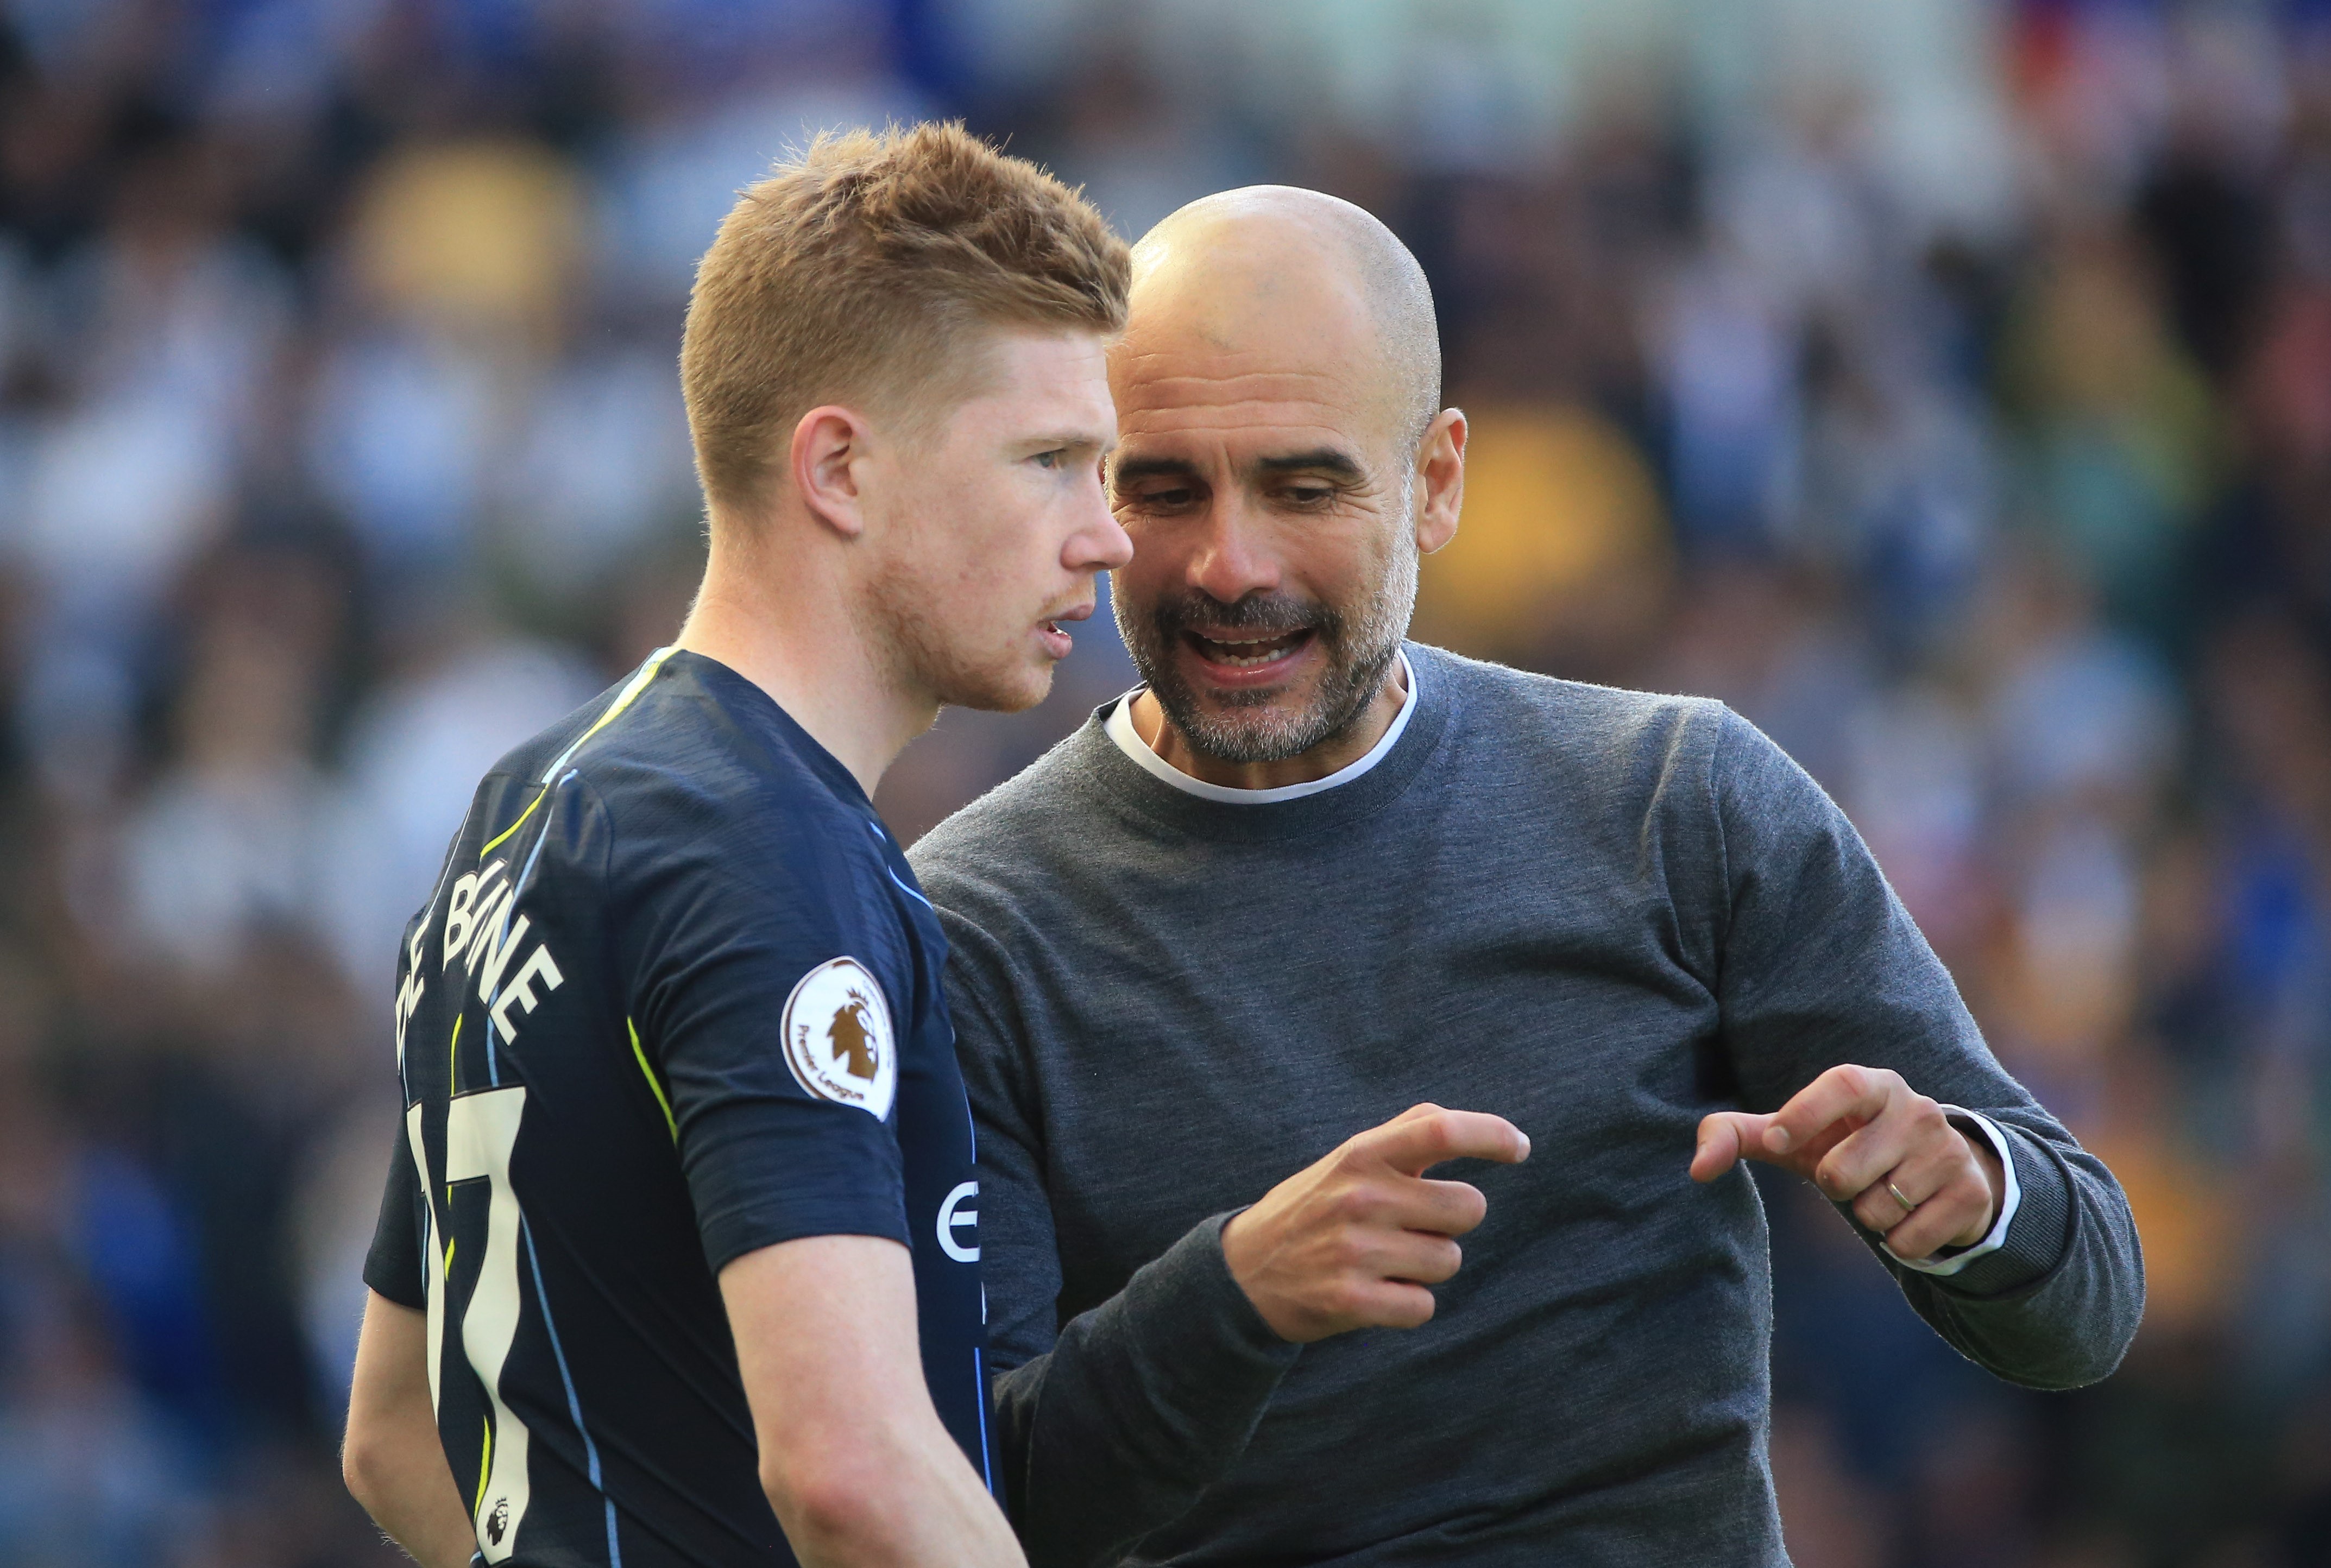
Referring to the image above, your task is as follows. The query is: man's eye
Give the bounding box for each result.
[1286,486,1333,505]
[1032,450,1063,470]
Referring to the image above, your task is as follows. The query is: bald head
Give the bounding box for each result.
[1126,186,1441,448]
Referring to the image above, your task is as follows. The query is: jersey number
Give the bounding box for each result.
[409,1087,534,1563]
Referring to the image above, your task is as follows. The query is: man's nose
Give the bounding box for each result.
[1187,497,1280,603]
[1066,478,1133,573]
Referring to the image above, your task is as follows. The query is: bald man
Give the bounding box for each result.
[915,189,2143,1566]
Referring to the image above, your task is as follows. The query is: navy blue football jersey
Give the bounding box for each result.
[364,648,990,1567]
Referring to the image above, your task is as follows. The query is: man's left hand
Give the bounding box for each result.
[1690,1065,2004,1261]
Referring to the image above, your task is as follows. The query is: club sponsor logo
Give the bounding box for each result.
[780,957,897,1120]
[937,1180,979,1263]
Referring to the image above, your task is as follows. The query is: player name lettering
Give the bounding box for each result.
[441,859,565,1042]
[393,916,429,1061]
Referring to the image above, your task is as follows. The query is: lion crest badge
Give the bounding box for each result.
[780,957,897,1119]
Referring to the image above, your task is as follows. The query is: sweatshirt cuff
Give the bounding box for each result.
[1886,1112,2071,1296]
[1117,1208,1303,1390]
[1884,1109,2018,1275]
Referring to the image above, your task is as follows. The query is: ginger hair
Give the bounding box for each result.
[681,122,1127,517]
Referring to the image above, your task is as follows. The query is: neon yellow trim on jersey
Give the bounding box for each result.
[478,789,545,858]
[477,646,677,859]
[475,1416,493,1518]
[444,1237,456,1276]
[629,1018,676,1142]
[444,1016,463,1215]
[536,644,679,787]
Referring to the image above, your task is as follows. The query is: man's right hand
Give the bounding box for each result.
[1220,1103,1530,1344]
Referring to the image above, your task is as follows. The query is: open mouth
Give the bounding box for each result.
[1038,602,1094,658]
[1185,627,1315,672]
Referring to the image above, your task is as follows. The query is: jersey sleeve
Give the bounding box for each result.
[363,1131,428,1310]
[617,798,910,1278]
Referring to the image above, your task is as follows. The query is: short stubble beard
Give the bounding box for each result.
[1117,516,1418,767]
[865,546,1044,719]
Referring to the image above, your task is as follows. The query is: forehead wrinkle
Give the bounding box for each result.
[1118,339,1402,420]
[1119,368,1350,400]
[1117,397,1403,464]
[1114,368,1375,434]
[1116,411,1354,447]
[1113,345,1351,379]
[1119,399,1352,427]
[1113,428,1385,494]
[1116,328,1403,457]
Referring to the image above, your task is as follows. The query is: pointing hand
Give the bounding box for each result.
[1222,1103,1531,1344]
[1691,1065,2002,1261]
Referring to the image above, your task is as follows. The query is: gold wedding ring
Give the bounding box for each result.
[1886,1180,1915,1215]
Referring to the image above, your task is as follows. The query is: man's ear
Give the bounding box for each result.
[1414,407,1465,555]
[791,405,873,539]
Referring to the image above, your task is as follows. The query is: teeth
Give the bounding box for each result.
[1200,633,1300,668]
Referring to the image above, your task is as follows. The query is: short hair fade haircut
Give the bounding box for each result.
[681,122,1129,516]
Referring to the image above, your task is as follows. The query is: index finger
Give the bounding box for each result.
[1765,1065,1898,1156]
[1358,1108,1530,1177]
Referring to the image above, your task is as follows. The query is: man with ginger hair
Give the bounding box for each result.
[341,124,1131,1568]
[911,187,2144,1565]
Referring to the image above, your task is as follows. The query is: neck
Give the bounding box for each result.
[675,524,934,797]
[1129,654,1409,790]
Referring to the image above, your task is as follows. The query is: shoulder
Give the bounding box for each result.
[1410,643,1738,792]
[910,715,1115,900]
[499,659,890,927]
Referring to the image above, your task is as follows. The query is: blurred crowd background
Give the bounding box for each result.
[0,0,2326,1563]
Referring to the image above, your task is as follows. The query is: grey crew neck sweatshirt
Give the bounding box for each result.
[910,643,2143,1568]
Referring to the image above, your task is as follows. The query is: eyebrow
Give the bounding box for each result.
[1108,454,1200,485]
[1253,448,1364,480]
[1110,448,1366,486]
